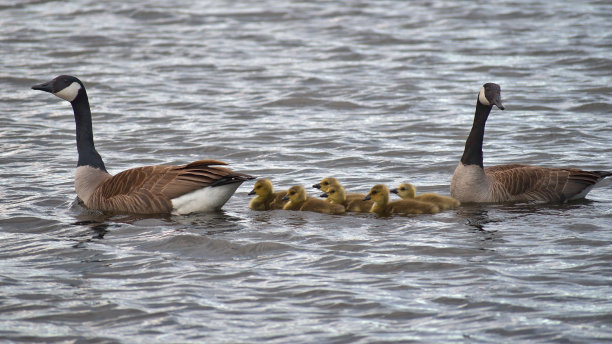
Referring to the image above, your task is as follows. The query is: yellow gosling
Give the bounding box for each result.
[312,177,366,202]
[283,185,345,215]
[312,177,341,193]
[321,185,373,213]
[391,183,461,210]
[364,184,439,216]
[248,179,288,211]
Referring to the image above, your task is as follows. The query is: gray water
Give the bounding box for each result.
[1,1,612,343]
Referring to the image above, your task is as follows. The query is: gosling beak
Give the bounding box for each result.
[281,195,289,201]
[319,192,328,198]
[248,189,256,196]
[363,195,371,201]
[390,188,399,194]
[312,183,321,189]
[32,80,53,93]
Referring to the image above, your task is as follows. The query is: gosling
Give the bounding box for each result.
[364,184,439,216]
[283,185,345,215]
[391,183,460,210]
[248,179,288,210]
[313,177,367,202]
[320,185,373,213]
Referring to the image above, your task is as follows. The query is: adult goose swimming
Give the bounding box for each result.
[450,83,611,203]
[32,75,254,215]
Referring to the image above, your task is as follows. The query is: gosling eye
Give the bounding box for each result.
[372,191,377,195]
[399,187,405,191]
[323,182,329,185]
[256,185,261,189]
[330,190,335,194]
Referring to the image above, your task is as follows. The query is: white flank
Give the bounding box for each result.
[171,183,241,214]
[478,86,490,106]
[55,82,82,102]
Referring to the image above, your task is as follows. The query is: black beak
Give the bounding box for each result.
[32,80,53,93]
[281,195,289,201]
[312,183,321,189]
[492,96,504,110]
[363,195,371,201]
[319,192,328,198]
[390,188,399,194]
[248,189,256,196]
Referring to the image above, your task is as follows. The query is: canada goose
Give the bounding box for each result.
[450,83,611,203]
[248,179,287,210]
[364,184,439,216]
[282,185,345,215]
[32,75,254,215]
[320,185,373,213]
[391,183,460,210]
[313,177,366,202]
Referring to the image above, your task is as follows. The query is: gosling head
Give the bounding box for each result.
[364,184,390,204]
[283,185,307,203]
[248,179,274,197]
[477,83,504,110]
[32,75,86,103]
[390,183,416,199]
[321,185,346,204]
[312,177,341,192]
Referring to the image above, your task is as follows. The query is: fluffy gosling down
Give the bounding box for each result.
[283,186,345,215]
[320,185,373,213]
[248,179,287,211]
[365,184,439,216]
[391,183,460,210]
[313,177,367,202]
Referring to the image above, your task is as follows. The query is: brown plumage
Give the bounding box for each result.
[82,160,253,214]
[484,165,611,202]
[248,179,287,210]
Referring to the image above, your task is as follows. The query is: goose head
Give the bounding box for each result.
[363,184,389,205]
[312,177,340,192]
[32,75,85,103]
[390,183,416,199]
[283,185,308,203]
[477,83,505,110]
[248,179,274,197]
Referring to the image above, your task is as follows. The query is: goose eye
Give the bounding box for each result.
[330,190,335,194]
[372,191,377,195]
[256,185,261,189]
[400,187,405,191]
[323,182,328,185]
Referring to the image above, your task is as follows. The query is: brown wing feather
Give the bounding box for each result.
[88,160,254,214]
[486,165,610,202]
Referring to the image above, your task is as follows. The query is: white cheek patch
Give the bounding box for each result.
[478,86,491,106]
[54,82,81,102]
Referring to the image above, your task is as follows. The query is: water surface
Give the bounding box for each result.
[1,1,611,343]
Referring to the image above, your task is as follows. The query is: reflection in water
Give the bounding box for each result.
[455,204,498,232]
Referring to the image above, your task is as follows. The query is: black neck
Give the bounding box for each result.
[71,91,106,172]
[460,100,493,168]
